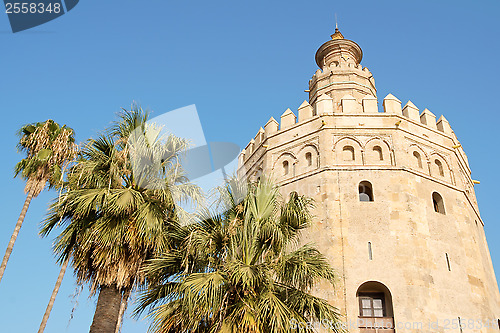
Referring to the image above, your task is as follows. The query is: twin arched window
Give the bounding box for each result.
[280,150,316,177]
[339,142,388,163]
[412,151,447,179]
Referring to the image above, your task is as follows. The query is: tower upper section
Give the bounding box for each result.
[309,28,377,112]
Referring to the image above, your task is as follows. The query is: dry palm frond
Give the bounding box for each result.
[41,105,202,298]
[137,178,344,333]
[16,119,78,196]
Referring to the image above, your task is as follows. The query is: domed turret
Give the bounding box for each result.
[309,28,376,113]
[315,27,363,68]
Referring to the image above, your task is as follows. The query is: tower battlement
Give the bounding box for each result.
[242,92,457,148]
[240,93,472,187]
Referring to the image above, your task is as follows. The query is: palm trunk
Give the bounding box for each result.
[38,256,70,333]
[0,191,34,283]
[114,288,131,333]
[89,284,122,333]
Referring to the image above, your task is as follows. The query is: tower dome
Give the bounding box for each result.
[315,27,363,68]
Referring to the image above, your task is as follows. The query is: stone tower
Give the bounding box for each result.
[238,29,500,332]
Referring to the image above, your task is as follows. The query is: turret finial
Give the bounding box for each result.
[331,14,344,40]
[331,27,344,40]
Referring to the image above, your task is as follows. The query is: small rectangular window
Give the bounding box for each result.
[359,293,385,318]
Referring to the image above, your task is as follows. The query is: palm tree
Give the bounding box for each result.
[0,120,77,284]
[137,178,345,333]
[41,105,201,333]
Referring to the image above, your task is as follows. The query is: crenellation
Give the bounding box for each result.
[315,93,334,115]
[298,100,314,121]
[254,127,265,146]
[402,101,420,121]
[436,115,452,134]
[420,108,437,129]
[341,94,358,113]
[264,117,279,136]
[246,138,255,155]
[362,95,378,113]
[238,149,245,166]
[383,93,402,114]
[280,108,296,129]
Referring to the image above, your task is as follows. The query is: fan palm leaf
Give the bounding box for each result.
[138,178,344,333]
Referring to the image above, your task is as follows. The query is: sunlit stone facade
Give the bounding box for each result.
[238,28,500,332]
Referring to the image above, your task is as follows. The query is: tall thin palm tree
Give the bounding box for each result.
[0,120,77,284]
[41,105,201,333]
[38,256,70,333]
[137,178,345,333]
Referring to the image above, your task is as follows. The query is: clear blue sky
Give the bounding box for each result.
[0,0,499,332]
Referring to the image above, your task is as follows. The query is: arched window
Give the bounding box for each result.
[357,281,394,322]
[432,192,445,214]
[359,181,373,202]
[305,152,312,167]
[343,146,355,161]
[435,159,444,177]
[373,146,383,161]
[413,151,422,169]
[283,160,289,176]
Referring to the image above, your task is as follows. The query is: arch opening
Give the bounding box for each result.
[283,160,289,176]
[305,152,312,167]
[432,192,445,214]
[435,159,444,177]
[343,145,355,161]
[357,281,395,332]
[359,181,374,202]
[373,146,383,161]
[413,151,422,169]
